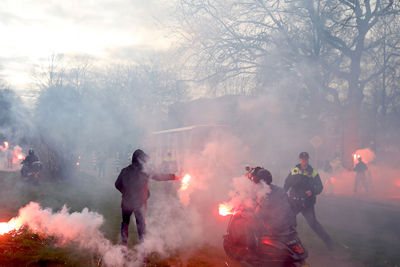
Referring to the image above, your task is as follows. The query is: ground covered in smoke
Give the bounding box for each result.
[0,169,399,267]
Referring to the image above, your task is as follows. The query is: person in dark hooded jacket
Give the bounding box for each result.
[21,149,39,177]
[115,149,177,245]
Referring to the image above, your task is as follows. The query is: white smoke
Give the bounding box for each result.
[10,202,147,267]
[176,133,250,206]
[222,176,271,212]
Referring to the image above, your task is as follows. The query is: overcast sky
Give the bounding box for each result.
[0,0,175,90]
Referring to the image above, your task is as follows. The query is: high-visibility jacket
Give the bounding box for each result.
[284,164,323,205]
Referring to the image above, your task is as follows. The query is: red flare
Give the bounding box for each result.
[218,203,234,216]
[0,219,20,235]
[180,174,192,191]
[0,141,9,152]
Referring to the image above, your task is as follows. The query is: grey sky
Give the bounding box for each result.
[0,0,175,90]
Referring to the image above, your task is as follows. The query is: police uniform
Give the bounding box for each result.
[284,163,334,249]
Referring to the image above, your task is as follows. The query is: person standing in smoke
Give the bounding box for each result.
[115,149,178,246]
[353,156,368,193]
[284,152,334,250]
[97,151,106,178]
[21,149,39,176]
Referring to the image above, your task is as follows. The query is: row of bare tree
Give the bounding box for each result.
[174,0,400,166]
[2,0,400,172]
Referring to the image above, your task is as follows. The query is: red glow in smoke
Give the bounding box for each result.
[0,218,21,235]
[218,203,235,216]
[0,141,9,152]
[12,153,25,163]
[180,174,192,191]
[353,153,361,166]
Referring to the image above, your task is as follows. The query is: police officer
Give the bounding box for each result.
[284,152,334,249]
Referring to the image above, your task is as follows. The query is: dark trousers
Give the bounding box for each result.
[121,206,146,245]
[354,174,368,193]
[292,201,333,249]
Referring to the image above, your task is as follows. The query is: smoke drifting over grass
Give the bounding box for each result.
[7,202,166,267]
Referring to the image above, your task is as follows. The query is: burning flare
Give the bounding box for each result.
[180,174,192,191]
[218,203,235,216]
[0,218,21,235]
[353,153,361,166]
[0,141,9,152]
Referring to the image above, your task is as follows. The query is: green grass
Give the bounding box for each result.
[0,227,96,266]
[1,170,400,266]
[0,170,233,266]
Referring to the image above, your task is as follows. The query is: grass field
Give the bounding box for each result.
[0,169,399,266]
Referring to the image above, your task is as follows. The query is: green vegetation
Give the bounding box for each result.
[0,170,233,266]
[0,228,96,266]
[1,170,400,266]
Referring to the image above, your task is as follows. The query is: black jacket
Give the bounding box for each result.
[284,164,323,205]
[255,184,297,237]
[22,154,39,165]
[115,161,175,211]
[354,161,367,174]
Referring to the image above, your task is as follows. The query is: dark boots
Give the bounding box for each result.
[121,222,129,246]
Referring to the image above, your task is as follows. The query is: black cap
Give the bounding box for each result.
[299,152,309,159]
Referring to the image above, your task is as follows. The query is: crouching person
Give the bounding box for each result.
[115,149,177,246]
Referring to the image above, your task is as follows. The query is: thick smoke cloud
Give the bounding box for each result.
[220,177,271,214]
[8,202,132,266]
[7,201,206,267]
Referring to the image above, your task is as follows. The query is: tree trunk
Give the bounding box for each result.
[343,47,363,169]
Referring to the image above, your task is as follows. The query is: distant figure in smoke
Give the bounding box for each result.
[114,151,122,173]
[21,149,39,176]
[284,152,334,250]
[323,160,335,195]
[353,156,368,193]
[6,148,13,169]
[97,151,106,178]
[115,149,178,245]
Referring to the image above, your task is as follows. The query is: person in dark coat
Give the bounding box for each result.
[22,149,39,165]
[253,169,297,238]
[21,149,39,176]
[353,156,368,193]
[115,149,177,245]
[284,152,334,250]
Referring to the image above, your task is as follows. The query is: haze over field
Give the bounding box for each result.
[1,1,400,266]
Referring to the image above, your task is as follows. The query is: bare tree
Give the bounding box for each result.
[32,53,66,89]
[177,0,400,166]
